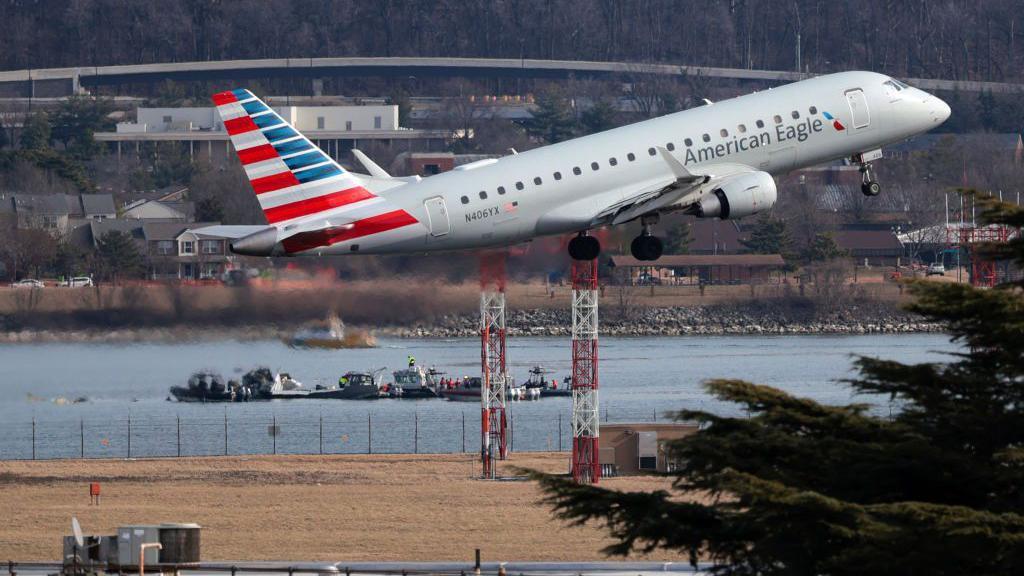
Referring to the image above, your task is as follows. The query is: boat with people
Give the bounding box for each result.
[441,376,483,402]
[170,367,292,402]
[523,366,572,398]
[308,369,387,399]
[391,365,446,398]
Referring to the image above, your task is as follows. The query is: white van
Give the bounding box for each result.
[61,276,94,287]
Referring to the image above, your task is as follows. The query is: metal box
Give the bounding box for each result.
[117,525,161,567]
[158,523,201,564]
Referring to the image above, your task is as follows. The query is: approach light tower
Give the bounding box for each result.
[571,258,600,483]
[480,253,510,479]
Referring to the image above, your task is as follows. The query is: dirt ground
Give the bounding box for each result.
[0,453,683,563]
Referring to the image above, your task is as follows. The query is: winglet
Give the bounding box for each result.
[351,149,391,178]
[656,147,705,183]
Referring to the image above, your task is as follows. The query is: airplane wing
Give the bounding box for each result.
[596,148,759,225]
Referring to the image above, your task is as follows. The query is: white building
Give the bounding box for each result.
[120,105,399,134]
[100,104,448,163]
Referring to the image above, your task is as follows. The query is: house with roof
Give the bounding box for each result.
[141,221,229,280]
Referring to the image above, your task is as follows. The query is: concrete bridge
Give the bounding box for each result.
[1,56,1020,98]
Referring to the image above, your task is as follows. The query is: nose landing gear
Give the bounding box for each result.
[853,150,884,197]
[630,215,664,261]
[860,163,881,197]
[568,232,601,261]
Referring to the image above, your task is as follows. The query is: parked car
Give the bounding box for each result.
[59,276,94,287]
[926,263,946,276]
[636,273,662,286]
[10,279,44,289]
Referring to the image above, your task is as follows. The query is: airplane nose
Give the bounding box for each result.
[932,96,951,124]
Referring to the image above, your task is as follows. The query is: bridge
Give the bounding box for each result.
[1,57,1021,98]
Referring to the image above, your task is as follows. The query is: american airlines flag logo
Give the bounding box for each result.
[504,201,519,213]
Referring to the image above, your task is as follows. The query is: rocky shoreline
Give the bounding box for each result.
[0,304,942,343]
[381,305,944,338]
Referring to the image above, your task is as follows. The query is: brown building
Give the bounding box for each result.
[833,229,904,266]
[599,422,699,476]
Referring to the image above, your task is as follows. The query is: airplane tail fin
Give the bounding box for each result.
[211,88,382,227]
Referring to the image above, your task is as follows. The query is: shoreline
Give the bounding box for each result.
[0,307,943,343]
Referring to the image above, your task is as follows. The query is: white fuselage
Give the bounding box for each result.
[297,71,950,255]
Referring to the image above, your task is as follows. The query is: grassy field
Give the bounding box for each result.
[0,453,684,562]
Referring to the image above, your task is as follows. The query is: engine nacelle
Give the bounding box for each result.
[230,227,280,256]
[694,171,777,219]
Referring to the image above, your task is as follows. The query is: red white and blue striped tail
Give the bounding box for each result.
[212,88,383,228]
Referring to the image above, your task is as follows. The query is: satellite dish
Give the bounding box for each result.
[72,517,84,548]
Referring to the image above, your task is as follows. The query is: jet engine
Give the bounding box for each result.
[230,227,280,257]
[693,171,777,219]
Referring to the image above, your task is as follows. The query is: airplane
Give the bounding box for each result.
[200,71,950,261]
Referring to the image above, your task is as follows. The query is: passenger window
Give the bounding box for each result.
[738,124,747,133]
[534,176,542,185]
[553,172,562,180]
[648,147,656,156]
[773,115,782,124]
[609,157,618,166]
[756,120,765,129]
[461,196,469,205]
[573,166,582,175]
[791,111,800,119]
[590,161,600,171]
[702,134,710,142]
[479,191,487,200]
[515,181,524,190]
[684,138,692,146]
[627,153,636,161]
[497,186,506,195]
[720,128,728,137]
[666,143,675,151]
[809,106,818,115]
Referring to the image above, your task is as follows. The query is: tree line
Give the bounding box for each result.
[2,0,1023,84]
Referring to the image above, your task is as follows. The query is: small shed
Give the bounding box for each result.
[598,422,699,476]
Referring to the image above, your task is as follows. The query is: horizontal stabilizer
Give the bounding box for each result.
[351,149,391,178]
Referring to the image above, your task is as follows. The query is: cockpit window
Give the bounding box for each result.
[884,79,910,91]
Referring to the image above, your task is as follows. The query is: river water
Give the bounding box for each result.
[0,334,957,460]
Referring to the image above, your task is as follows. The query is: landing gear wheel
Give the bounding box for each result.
[859,162,881,197]
[861,180,881,197]
[630,235,664,261]
[568,234,601,261]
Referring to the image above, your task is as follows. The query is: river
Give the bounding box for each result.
[0,334,957,460]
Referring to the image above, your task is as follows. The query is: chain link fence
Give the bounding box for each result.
[0,407,669,461]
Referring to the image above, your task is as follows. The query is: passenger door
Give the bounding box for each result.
[423,196,450,237]
[845,89,870,129]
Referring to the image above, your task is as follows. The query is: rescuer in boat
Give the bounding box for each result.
[407,355,416,367]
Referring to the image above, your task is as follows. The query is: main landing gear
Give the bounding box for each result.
[568,232,601,261]
[860,163,881,197]
[630,215,663,261]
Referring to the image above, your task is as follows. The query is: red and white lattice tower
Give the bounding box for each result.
[480,253,509,479]
[571,259,600,484]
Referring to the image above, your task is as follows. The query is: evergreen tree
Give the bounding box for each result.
[525,93,576,144]
[50,95,114,159]
[802,232,845,263]
[536,195,1024,575]
[195,195,225,223]
[19,112,51,150]
[96,230,144,283]
[740,214,789,255]
[579,99,617,135]
[663,221,692,254]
